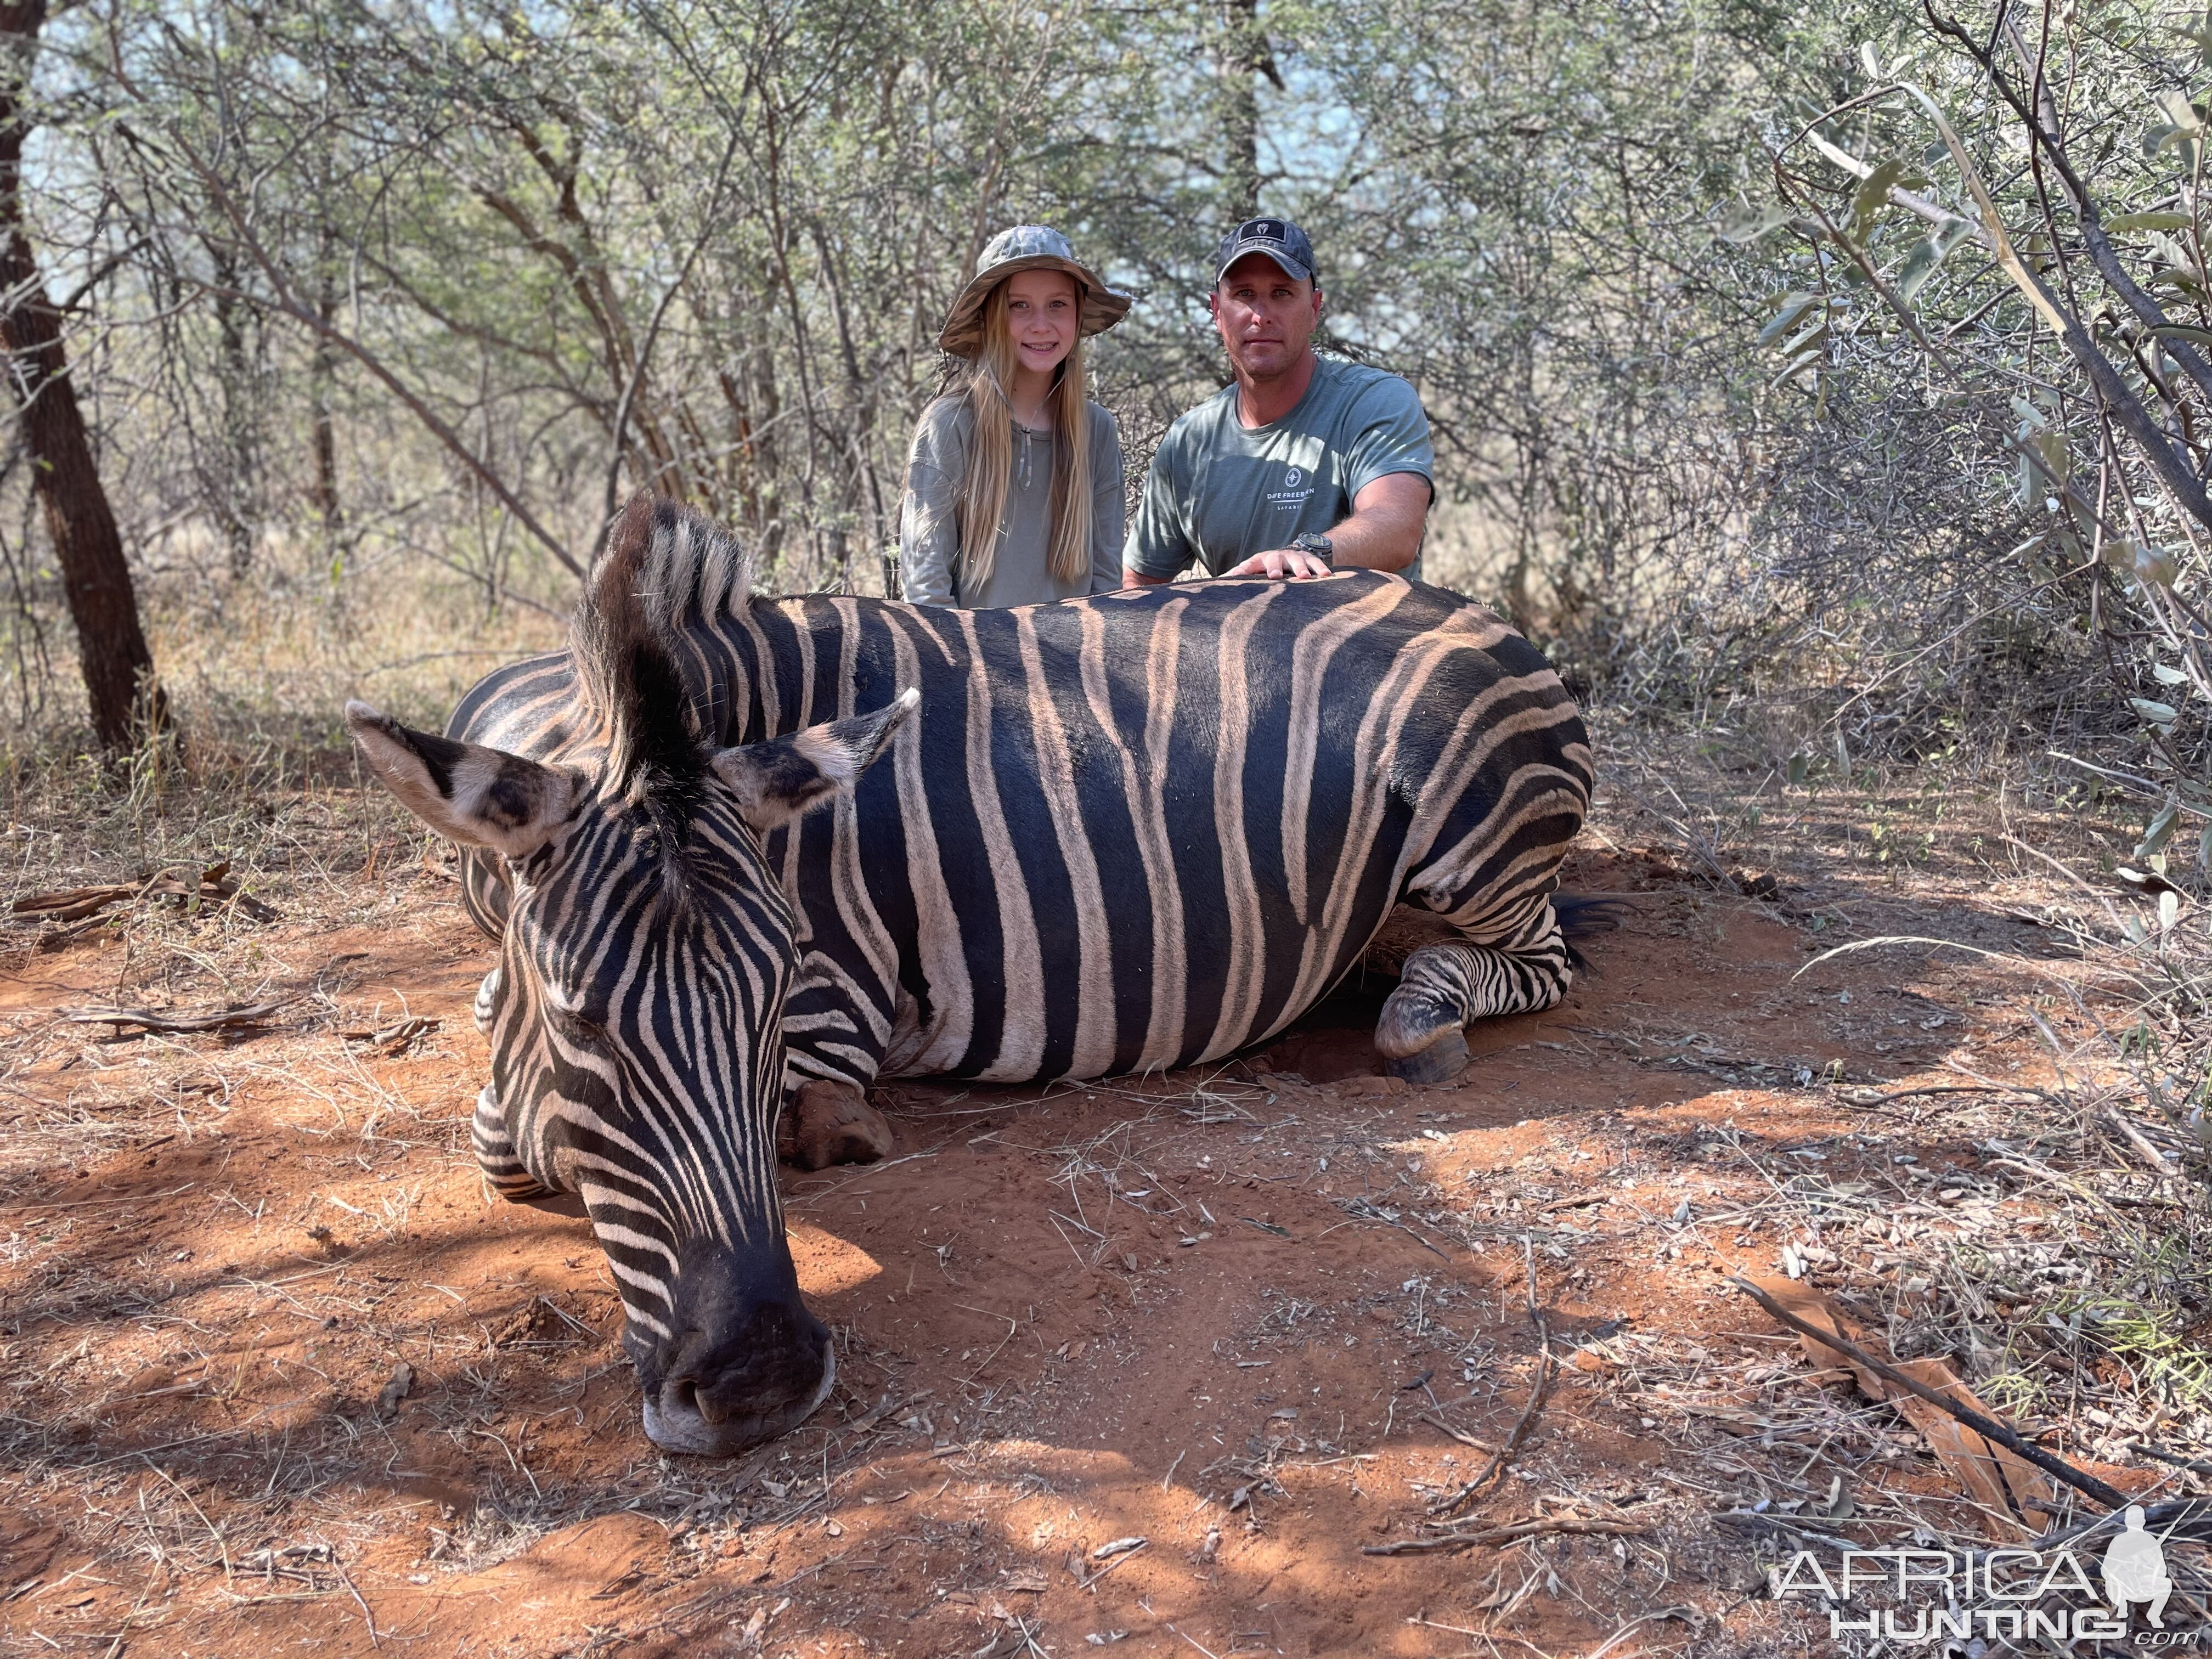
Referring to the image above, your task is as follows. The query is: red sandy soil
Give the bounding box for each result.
[0,809,2144,1658]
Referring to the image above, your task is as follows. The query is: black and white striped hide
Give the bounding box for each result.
[385,492,1596,1461]
[347,654,916,1457]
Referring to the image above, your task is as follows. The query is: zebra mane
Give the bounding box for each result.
[572,493,755,814]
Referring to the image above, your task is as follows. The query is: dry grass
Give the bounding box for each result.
[1,672,2211,1654]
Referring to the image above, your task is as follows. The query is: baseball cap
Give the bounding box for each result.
[1213,218,1318,286]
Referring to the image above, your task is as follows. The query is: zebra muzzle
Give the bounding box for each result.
[631,1275,837,1455]
[641,1343,836,1455]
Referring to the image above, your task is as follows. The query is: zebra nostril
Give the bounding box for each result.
[685,1379,737,1426]
[663,1380,716,1433]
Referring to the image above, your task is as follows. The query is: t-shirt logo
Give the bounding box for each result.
[1284,466,1304,488]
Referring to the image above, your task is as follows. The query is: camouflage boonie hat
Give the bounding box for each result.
[937,225,1133,358]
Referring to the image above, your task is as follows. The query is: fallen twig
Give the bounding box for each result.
[1430,1238,1555,1517]
[2000,830,2127,933]
[1418,1412,1502,1453]
[1363,1514,1650,1557]
[1330,1195,1450,1259]
[329,1553,379,1650]
[1731,1275,2125,1510]
[2103,1107,2181,1177]
[2120,1443,2212,1478]
[1841,1083,2025,1107]
[12,861,277,926]
[1793,934,2097,985]
[2020,1496,2212,1553]
[63,997,296,1036]
[1074,1537,1147,1590]
[952,1308,1019,1386]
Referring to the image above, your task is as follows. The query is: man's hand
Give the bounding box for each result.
[1121,472,1431,587]
[1221,546,1334,581]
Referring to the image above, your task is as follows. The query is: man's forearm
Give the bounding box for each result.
[1324,507,1425,571]
[1323,471,1432,572]
[1217,473,1431,580]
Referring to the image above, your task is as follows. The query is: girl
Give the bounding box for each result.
[900,225,1131,607]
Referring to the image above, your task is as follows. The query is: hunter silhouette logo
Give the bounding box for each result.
[2106,1506,2176,1627]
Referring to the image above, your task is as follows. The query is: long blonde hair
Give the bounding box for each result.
[956,280,1093,594]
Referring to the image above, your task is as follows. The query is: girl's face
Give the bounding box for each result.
[1003,268,1080,377]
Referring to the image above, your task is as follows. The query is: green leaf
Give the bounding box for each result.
[2179,10,2212,69]
[1716,202,1790,245]
[2106,211,2196,231]
[1894,239,1942,304]
[2139,799,2182,858]
[1758,293,1826,346]
[2151,323,2212,348]
[1895,217,1974,303]
[2148,123,2203,173]
[1850,158,1907,240]
[2104,539,2179,584]
[2131,697,2181,728]
[1774,320,1829,366]
[2153,662,2191,687]
[2156,89,2204,134]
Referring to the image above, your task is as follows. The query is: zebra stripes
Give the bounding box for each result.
[357,494,1593,1454]
[455,547,1593,1087]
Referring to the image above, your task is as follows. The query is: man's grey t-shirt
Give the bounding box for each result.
[1123,355,1434,581]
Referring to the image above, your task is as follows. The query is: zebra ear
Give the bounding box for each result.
[346,701,577,859]
[710,687,919,832]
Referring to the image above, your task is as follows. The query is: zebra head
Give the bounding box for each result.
[343,499,914,1456]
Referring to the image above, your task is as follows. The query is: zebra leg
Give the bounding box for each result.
[1374,903,1573,1085]
[777,1079,895,1171]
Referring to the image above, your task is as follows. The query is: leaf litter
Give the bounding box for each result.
[0,729,2207,1653]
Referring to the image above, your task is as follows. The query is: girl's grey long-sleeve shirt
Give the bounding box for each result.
[897,395,1126,608]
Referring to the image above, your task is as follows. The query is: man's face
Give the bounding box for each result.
[1210,253,1321,381]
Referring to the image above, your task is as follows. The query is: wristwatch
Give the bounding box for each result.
[1288,532,1334,564]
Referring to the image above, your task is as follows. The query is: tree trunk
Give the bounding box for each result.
[0,0,162,748]
[1217,0,1273,220]
[308,232,341,541]
[210,240,257,578]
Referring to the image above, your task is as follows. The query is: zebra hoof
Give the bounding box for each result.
[1385,1029,1470,1086]
[782,1080,894,1171]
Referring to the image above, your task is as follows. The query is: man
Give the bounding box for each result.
[1123,218,1434,586]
